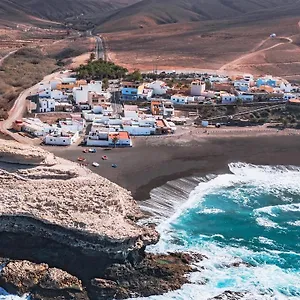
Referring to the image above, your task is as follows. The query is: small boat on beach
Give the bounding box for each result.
[77,157,86,162]
[82,149,88,153]
[92,162,100,167]
[111,164,117,168]
[88,148,97,153]
[102,155,108,160]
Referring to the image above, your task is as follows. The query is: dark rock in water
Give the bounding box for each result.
[88,253,194,299]
[0,253,197,300]
[224,261,253,268]
[209,290,246,300]
[0,260,88,300]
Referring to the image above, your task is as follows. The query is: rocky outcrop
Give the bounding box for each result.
[209,291,246,300]
[0,253,204,300]
[0,141,160,290]
[0,260,88,300]
[0,140,57,165]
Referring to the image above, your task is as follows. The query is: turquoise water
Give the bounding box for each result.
[138,163,300,300]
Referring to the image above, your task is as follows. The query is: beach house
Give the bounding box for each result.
[44,130,80,146]
[86,131,132,147]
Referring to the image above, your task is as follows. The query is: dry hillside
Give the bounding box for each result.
[96,0,300,32]
[104,16,300,79]
[0,0,140,26]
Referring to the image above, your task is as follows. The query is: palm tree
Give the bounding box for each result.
[112,135,119,148]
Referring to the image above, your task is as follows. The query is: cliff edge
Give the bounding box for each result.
[0,141,158,279]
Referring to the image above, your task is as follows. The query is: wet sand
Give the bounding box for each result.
[49,129,300,201]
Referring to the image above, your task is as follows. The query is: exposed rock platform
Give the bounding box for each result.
[0,141,197,299]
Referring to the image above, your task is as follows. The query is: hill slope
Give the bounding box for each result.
[96,0,300,32]
[0,0,140,27]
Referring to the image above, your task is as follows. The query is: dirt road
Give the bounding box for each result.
[219,35,295,72]
[0,71,70,142]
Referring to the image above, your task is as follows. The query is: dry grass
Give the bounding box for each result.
[0,48,57,119]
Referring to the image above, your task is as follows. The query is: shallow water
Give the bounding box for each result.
[137,163,300,300]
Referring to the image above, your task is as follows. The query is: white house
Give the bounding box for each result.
[237,93,254,102]
[221,94,236,104]
[50,90,67,101]
[147,81,169,95]
[86,131,132,147]
[280,82,292,93]
[122,124,153,136]
[38,98,56,113]
[38,83,51,93]
[171,94,188,105]
[162,101,174,118]
[190,80,206,96]
[59,118,86,133]
[243,74,254,83]
[73,86,89,104]
[87,81,103,94]
[283,93,296,101]
[208,76,228,84]
[44,131,79,146]
[234,80,250,92]
[21,118,55,136]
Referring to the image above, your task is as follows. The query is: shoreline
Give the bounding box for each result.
[49,129,300,202]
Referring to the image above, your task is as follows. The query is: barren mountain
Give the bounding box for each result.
[96,0,300,32]
[0,0,140,26]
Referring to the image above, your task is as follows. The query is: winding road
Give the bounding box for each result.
[0,71,70,143]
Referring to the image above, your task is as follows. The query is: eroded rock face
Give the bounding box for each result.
[0,140,57,165]
[0,141,158,280]
[0,260,88,300]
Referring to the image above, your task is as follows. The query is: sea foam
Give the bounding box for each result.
[140,163,300,300]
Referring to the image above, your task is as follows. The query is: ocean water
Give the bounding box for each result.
[137,163,300,300]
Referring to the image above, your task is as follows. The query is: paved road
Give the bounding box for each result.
[95,36,105,60]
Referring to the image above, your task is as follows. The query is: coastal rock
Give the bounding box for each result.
[0,260,88,300]
[88,253,194,299]
[209,291,246,300]
[0,141,159,281]
[0,139,57,165]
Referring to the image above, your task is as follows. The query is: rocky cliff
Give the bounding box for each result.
[0,141,170,298]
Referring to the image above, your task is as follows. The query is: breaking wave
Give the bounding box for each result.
[137,163,300,300]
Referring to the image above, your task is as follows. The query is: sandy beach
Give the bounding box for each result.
[48,126,300,201]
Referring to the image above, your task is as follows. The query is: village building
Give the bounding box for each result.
[151,100,174,118]
[38,98,56,113]
[221,93,236,104]
[86,131,132,147]
[58,118,86,134]
[13,118,54,137]
[256,76,277,88]
[234,80,250,92]
[120,81,144,101]
[44,130,80,146]
[190,80,206,96]
[147,81,170,95]
[171,94,189,105]
[237,93,254,102]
